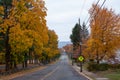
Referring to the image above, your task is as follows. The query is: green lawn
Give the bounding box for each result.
[97,70,120,80]
[83,63,120,80]
[88,69,120,80]
[105,73,120,80]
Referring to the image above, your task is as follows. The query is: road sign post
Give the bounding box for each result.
[78,55,84,72]
[78,56,84,62]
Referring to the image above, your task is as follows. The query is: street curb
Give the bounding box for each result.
[72,65,93,80]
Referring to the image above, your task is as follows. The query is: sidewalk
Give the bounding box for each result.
[72,63,109,80]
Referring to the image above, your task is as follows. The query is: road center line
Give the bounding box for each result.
[41,66,59,80]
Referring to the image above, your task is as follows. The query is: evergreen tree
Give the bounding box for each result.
[70,23,82,49]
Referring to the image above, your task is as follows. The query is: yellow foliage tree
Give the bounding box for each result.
[43,30,59,62]
[84,4,120,63]
[0,0,49,70]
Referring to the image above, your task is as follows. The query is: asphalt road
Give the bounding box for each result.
[12,53,88,80]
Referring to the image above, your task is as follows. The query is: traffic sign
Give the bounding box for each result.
[78,56,84,62]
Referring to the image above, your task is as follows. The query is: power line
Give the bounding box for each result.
[79,0,86,17]
[83,0,97,22]
[86,0,107,30]
[85,0,100,26]
[94,0,106,19]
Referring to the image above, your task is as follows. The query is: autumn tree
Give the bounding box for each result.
[0,0,13,71]
[84,4,120,64]
[43,30,59,63]
[0,0,49,71]
[63,44,73,58]
[0,0,59,71]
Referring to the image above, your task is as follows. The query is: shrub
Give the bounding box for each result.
[98,63,109,71]
[109,64,120,69]
[87,62,109,71]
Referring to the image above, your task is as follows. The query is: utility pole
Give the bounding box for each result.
[78,18,82,72]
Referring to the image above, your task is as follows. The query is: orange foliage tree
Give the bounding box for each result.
[43,30,59,63]
[84,4,120,64]
[0,0,56,71]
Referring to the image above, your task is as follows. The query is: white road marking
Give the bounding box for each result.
[41,66,60,80]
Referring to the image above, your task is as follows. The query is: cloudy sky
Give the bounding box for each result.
[45,0,120,42]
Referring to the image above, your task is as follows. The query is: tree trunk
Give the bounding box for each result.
[97,60,99,64]
[28,49,31,64]
[24,53,28,68]
[96,49,99,64]
[5,27,11,71]
[25,60,27,68]
[14,60,17,69]
[3,1,11,71]
[22,62,25,68]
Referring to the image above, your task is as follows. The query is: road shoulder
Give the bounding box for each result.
[72,64,93,80]
[0,61,58,80]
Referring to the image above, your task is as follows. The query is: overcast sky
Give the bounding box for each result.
[45,0,120,42]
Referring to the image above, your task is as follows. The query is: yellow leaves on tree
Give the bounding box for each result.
[9,24,33,53]
[44,30,59,58]
[0,6,3,25]
[0,0,59,70]
[12,0,48,56]
[0,0,49,60]
[84,4,120,63]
